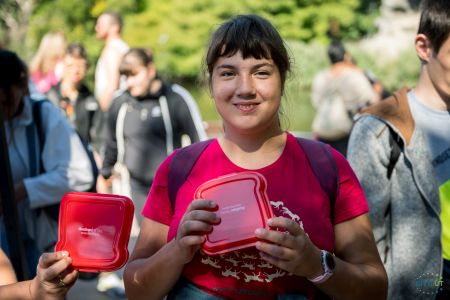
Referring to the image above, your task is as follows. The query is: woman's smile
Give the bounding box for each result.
[233,102,260,113]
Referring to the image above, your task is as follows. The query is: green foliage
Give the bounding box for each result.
[351,46,420,91]
[125,0,381,81]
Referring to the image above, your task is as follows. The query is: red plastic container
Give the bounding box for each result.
[55,192,134,272]
[194,171,273,255]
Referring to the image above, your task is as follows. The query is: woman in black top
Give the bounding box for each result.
[46,43,101,151]
[101,48,207,223]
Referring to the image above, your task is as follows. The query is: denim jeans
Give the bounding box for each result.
[167,277,308,300]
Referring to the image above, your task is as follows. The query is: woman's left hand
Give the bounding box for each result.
[29,251,79,300]
[254,216,322,279]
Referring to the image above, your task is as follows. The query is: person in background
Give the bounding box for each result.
[311,40,376,156]
[0,248,78,300]
[94,11,130,297]
[94,10,129,194]
[363,69,391,103]
[0,49,94,278]
[123,14,387,300]
[29,31,66,94]
[46,43,101,151]
[347,0,450,298]
[95,11,129,112]
[101,48,207,225]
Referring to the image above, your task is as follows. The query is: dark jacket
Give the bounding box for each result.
[46,82,101,149]
[101,82,206,185]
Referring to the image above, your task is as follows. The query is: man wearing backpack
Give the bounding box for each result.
[311,40,376,156]
[347,1,450,299]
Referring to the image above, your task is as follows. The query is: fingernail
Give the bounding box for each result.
[61,251,68,257]
[267,218,273,225]
[255,228,263,235]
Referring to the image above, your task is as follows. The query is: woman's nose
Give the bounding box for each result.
[126,76,134,87]
[236,75,256,98]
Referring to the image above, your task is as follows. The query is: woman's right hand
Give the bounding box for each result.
[29,251,78,300]
[175,199,220,263]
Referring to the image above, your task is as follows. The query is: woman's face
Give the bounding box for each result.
[62,55,87,85]
[211,51,282,135]
[0,85,25,120]
[125,64,154,97]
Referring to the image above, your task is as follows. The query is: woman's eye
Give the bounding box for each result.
[220,71,234,77]
[255,70,271,78]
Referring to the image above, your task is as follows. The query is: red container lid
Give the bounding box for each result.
[55,192,134,272]
[194,171,273,255]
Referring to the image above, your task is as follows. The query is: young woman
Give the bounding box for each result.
[101,48,207,224]
[29,31,66,94]
[123,15,387,300]
[46,43,101,149]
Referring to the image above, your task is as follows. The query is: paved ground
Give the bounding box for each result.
[68,275,123,300]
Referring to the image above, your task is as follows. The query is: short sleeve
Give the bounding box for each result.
[330,147,369,224]
[141,151,177,224]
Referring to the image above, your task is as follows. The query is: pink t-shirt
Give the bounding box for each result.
[143,132,368,299]
[31,70,59,94]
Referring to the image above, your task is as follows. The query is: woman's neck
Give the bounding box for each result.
[219,125,286,169]
[149,79,162,95]
[61,80,79,101]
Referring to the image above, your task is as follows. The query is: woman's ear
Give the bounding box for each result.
[415,34,432,63]
[148,64,157,80]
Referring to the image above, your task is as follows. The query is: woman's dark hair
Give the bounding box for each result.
[327,40,346,64]
[66,43,88,59]
[0,49,29,115]
[206,14,291,89]
[65,43,89,67]
[119,48,153,76]
[418,0,450,53]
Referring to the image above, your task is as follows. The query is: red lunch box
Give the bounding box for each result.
[194,171,274,255]
[55,192,134,272]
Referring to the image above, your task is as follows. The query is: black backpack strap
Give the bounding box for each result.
[296,137,339,224]
[30,99,46,174]
[387,127,402,180]
[25,118,38,176]
[27,99,59,220]
[168,139,213,211]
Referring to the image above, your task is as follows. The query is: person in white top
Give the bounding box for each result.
[95,11,129,112]
[94,11,129,191]
[94,13,130,298]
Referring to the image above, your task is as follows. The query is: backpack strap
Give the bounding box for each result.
[387,127,402,180]
[296,137,339,224]
[29,99,46,174]
[168,139,214,211]
[25,117,38,176]
[382,126,403,263]
[28,99,60,219]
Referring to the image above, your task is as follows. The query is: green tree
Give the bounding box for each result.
[125,0,381,82]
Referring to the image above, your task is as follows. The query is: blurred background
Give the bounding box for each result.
[0,0,422,132]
